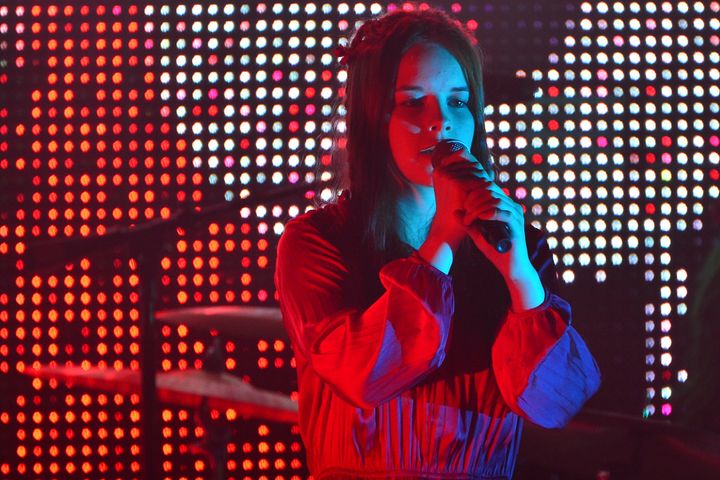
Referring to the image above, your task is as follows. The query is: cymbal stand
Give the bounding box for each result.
[194,335,231,480]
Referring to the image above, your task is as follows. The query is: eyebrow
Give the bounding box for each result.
[395,86,470,93]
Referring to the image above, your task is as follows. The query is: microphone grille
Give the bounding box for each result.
[431,140,466,168]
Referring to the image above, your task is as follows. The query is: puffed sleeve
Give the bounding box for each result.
[275,212,454,409]
[491,228,601,428]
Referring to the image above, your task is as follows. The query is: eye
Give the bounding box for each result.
[399,97,423,108]
[449,97,469,108]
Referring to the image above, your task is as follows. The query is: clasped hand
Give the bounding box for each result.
[430,149,533,279]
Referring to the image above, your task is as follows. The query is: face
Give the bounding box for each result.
[388,43,475,187]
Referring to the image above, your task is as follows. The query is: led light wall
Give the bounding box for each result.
[1,1,718,479]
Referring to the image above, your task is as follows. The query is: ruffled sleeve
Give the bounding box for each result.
[275,212,454,409]
[491,229,601,428]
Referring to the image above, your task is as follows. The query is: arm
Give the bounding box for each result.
[275,214,454,409]
[491,227,601,428]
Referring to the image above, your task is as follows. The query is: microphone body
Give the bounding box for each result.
[431,140,512,253]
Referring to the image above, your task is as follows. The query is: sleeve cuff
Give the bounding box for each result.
[408,250,452,278]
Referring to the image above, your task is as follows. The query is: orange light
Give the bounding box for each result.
[177,291,188,304]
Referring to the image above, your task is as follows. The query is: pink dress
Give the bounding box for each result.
[275,199,600,479]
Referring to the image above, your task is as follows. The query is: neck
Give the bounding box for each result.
[395,183,436,250]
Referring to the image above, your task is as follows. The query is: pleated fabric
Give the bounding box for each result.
[275,200,600,479]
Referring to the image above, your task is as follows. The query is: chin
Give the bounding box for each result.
[410,176,433,188]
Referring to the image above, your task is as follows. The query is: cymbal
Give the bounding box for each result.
[154,305,286,339]
[157,370,297,423]
[22,364,298,424]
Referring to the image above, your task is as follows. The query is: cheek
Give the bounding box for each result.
[388,114,422,152]
[457,111,476,138]
[449,113,475,148]
[389,114,422,138]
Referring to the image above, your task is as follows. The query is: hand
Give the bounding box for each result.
[457,180,531,276]
[429,148,489,247]
[457,180,546,311]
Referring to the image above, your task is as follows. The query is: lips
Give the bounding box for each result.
[419,145,435,155]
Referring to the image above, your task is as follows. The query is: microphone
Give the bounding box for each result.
[431,139,512,253]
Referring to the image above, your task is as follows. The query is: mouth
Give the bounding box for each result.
[419,146,435,155]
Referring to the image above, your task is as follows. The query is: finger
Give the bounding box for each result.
[438,162,488,178]
[471,180,507,198]
[463,196,523,223]
[440,169,493,186]
[463,186,493,204]
[463,186,512,212]
[436,149,479,167]
[464,186,521,211]
[489,196,524,220]
[463,208,518,230]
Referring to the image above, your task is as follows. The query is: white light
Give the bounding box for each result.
[660,353,672,367]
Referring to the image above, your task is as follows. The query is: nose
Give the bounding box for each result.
[428,120,451,132]
[425,99,452,133]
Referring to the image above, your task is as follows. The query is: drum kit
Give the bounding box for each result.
[22,305,297,479]
[19,184,309,479]
[22,305,298,424]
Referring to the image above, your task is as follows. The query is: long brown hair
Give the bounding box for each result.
[338,7,493,262]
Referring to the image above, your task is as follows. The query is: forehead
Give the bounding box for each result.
[394,43,468,89]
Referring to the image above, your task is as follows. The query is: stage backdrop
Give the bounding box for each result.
[1,1,718,479]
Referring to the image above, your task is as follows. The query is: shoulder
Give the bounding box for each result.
[276,199,360,298]
[278,199,354,258]
[281,200,349,240]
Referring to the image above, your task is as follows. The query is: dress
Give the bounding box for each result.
[274,198,601,479]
